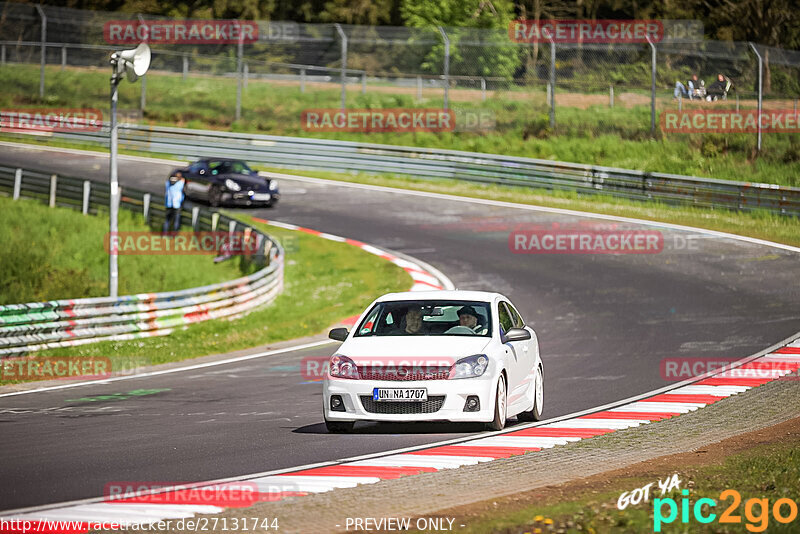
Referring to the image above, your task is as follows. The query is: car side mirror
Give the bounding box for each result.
[329,328,349,342]
[504,327,531,342]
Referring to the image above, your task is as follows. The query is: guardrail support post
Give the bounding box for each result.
[61,45,66,70]
[748,43,763,152]
[36,5,46,99]
[83,180,90,214]
[182,54,188,80]
[192,206,200,230]
[229,220,237,242]
[481,78,486,101]
[610,85,614,108]
[49,174,57,207]
[1,44,6,65]
[417,76,422,101]
[142,192,150,222]
[438,26,450,111]
[300,68,305,93]
[13,169,22,200]
[211,212,219,231]
[334,23,347,110]
[361,72,366,94]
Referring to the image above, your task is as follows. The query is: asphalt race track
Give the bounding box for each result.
[1,143,799,511]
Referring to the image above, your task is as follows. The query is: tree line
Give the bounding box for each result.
[30,0,800,51]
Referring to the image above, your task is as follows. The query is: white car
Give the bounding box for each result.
[323,290,544,432]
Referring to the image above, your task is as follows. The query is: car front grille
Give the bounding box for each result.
[359,395,446,414]
[358,366,452,381]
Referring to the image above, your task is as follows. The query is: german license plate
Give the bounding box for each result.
[372,388,427,402]
[252,193,271,201]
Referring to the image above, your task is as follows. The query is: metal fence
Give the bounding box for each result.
[1,2,799,152]
[8,122,795,216]
[0,165,284,356]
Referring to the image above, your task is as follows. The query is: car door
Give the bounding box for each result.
[184,161,209,199]
[505,300,537,401]
[498,301,526,406]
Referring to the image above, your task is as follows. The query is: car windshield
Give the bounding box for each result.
[354,300,492,337]
[208,160,255,176]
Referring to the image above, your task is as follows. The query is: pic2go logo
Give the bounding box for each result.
[654,489,799,532]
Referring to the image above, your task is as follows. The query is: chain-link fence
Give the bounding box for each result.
[1,2,799,156]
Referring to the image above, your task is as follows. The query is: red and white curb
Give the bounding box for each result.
[2,338,798,532]
[252,218,454,292]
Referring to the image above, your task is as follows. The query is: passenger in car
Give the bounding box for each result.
[458,306,486,334]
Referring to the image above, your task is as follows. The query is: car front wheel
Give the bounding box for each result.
[487,375,507,431]
[208,185,223,207]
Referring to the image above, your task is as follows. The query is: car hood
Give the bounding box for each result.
[339,336,491,365]
[226,174,270,189]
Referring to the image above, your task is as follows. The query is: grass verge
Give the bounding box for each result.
[3,63,799,186]
[0,195,250,304]
[437,421,800,533]
[0,217,412,385]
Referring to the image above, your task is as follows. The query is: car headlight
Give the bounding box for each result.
[224,178,241,191]
[329,354,360,379]
[450,354,489,379]
[268,180,278,191]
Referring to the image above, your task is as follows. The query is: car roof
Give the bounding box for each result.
[375,290,506,303]
[196,158,247,164]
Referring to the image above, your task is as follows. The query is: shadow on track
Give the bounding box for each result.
[294,420,528,435]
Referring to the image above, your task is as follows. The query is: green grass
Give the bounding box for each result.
[0,195,250,304]
[449,438,800,533]
[2,63,799,186]
[0,217,412,384]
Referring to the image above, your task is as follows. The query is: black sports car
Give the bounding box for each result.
[172,158,279,207]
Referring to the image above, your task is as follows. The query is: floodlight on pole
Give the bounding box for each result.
[108,42,150,297]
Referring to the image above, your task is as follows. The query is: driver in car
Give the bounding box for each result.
[457,306,486,334]
[403,306,427,334]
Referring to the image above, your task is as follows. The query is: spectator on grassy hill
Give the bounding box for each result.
[674,74,701,100]
[706,74,733,101]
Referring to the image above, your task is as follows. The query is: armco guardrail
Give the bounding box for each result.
[8,122,799,216]
[0,165,284,356]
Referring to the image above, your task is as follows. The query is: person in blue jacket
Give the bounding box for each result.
[164,171,185,232]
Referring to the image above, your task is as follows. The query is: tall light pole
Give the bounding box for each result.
[108,42,150,297]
